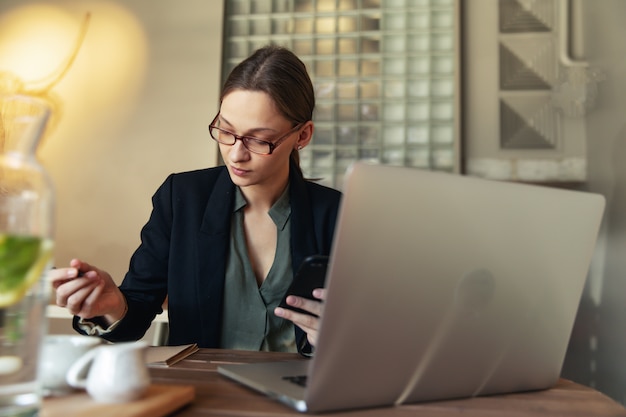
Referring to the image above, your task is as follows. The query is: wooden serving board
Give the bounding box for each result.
[40,384,195,417]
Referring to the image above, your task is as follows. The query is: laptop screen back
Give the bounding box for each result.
[303,162,605,412]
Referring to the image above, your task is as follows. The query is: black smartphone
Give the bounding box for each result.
[278,255,329,315]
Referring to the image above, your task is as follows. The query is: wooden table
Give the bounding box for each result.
[148,348,626,416]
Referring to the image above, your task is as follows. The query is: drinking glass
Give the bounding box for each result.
[0,94,55,417]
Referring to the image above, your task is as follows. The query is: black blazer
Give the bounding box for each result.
[75,162,341,353]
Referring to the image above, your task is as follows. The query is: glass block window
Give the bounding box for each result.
[222,0,459,189]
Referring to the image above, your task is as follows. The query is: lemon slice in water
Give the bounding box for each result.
[0,235,53,308]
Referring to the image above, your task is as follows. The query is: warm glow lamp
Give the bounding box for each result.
[0,1,148,150]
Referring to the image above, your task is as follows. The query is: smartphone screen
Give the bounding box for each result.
[278,255,329,315]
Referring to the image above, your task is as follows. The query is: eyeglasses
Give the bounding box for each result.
[208,114,303,155]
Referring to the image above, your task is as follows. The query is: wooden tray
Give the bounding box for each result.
[40,384,195,417]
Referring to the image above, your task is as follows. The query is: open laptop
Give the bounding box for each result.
[218,162,605,413]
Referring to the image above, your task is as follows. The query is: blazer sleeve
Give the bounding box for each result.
[73,175,174,342]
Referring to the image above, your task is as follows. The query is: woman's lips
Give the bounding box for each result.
[230,166,250,177]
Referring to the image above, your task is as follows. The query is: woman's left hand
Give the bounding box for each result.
[274,288,327,347]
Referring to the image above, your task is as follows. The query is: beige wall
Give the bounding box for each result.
[0,0,223,282]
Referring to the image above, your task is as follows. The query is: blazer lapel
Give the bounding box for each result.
[195,168,234,346]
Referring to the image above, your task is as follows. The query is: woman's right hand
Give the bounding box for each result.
[49,258,127,326]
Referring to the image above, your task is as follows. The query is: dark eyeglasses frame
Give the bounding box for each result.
[208,113,303,155]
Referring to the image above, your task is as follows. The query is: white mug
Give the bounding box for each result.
[66,340,151,403]
[39,335,102,396]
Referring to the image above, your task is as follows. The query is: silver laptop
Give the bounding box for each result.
[218,162,605,413]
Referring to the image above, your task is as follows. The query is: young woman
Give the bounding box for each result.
[51,45,341,355]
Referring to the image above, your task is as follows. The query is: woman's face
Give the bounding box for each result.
[217,90,304,190]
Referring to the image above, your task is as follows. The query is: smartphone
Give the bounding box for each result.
[278,255,329,315]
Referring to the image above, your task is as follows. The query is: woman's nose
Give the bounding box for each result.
[228,139,250,162]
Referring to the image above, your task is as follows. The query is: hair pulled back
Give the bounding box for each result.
[221,45,315,124]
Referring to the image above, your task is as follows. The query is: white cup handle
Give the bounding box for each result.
[66,346,100,389]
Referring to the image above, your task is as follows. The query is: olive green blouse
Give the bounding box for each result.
[219,186,296,352]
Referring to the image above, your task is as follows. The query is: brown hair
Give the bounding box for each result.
[220,45,314,176]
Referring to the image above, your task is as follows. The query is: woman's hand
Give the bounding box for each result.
[274,288,327,347]
[49,258,127,325]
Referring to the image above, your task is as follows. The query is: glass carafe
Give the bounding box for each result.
[0,94,55,417]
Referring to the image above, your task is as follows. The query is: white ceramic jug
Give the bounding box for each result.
[66,340,150,403]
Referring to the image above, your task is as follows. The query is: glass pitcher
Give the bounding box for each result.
[0,94,55,417]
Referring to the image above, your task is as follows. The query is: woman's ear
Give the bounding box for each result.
[295,121,314,150]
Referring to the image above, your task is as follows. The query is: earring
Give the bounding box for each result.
[297,145,303,150]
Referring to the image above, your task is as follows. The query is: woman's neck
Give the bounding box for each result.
[240,173,289,212]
